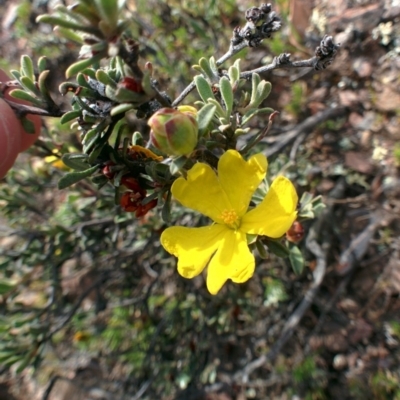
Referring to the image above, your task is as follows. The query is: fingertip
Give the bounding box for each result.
[0,98,21,178]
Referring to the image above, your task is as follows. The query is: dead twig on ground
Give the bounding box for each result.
[265,106,348,157]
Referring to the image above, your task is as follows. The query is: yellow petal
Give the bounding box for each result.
[160,224,226,279]
[240,176,298,238]
[171,163,231,223]
[218,150,267,217]
[206,229,255,294]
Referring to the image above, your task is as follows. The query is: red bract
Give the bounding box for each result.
[102,162,116,179]
[286,221,305,243]
[119,77,144,93]
[135,198,158,218]
[120,191,157,217]
[120,191,144,212]
[121,176,145,195]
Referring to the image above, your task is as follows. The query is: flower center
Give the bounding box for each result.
[220,209,240,229]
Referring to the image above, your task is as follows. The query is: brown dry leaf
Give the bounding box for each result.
[338,90,359,107]
[345,151,374,174]
[289,0,314,38]
[353,58,373,78]
[374,86,400,112]
[348,318,373,345]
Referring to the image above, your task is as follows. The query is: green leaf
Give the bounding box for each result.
[250,73,261,105]
[255,239,269,259]
[95,69,117,88]
[36,15,100,35]
[250,80,272,109]
[20,76,40,97]
[61,153,89,170]
[110,103,134,116]
[265,239,290,258]
[206,98,226,119]
[219,76,233,117]
[58,165,100,189]
[65,53,104,78]
[20,55,35,82]
[94,0,119,28]
[9,89,43,107]
[198,57,216,81]
[228,64,239,85]
[169,156,188,176]
[197,103,216,137]
[194,75,215,103]
[161,190,172,223]
[60,110,82,125]
[289,244,305,275]
[241,107,274,126]
[0,280,16,295]
[37,56,48,73]
[91,174,109,187]
[54,26,84,44]
[20,118,36,134]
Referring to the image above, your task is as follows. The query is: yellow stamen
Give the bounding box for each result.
[220,209,239,229]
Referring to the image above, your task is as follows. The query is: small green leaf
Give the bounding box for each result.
[250,73,261,105]
[20,55,35,81]
[60,110,82,125]
[161,190,172,223]
[20,76,40,97]
[9,89,43,107]
[37,56,48,73]
[61,153,89,170]
[219,76,233,117]
[206,99,226,119]
[197,103,216,136]
[131,131,144,146]
[241,107,274,125]
[95,69,117,88]
[53,26,84,44]
[38,70,55,104]
[199,57,216,81]
[289,244,305,275]
[255,239,269,259]
[66,54,104,78]
[110,103,134,116]
[169,156,188,175]
[36,15,100,35]
[228,64,239,85]
[194,75,215,103]
[10,69,21,81]
[21,118,36,134]
[94,0,119,28]
[249,80,272,109]
[58,165,100,189]
[209,56,219,77]
[265,239,290,258]
[91,174,109,187]
[83,131,101,154]
[0,280,16,295]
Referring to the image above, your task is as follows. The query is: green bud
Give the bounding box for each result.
[148,108,198,156]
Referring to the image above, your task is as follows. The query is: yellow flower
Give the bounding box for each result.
[161,150,298,295]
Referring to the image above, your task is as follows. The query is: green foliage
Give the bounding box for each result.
[0,1,347,398]
[370,371,400,400]
[394,142,400,167]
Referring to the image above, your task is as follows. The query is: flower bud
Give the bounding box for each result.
[148,107,198,156]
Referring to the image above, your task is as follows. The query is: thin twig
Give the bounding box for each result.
[265,106,348,157]
[40,272,109,343]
